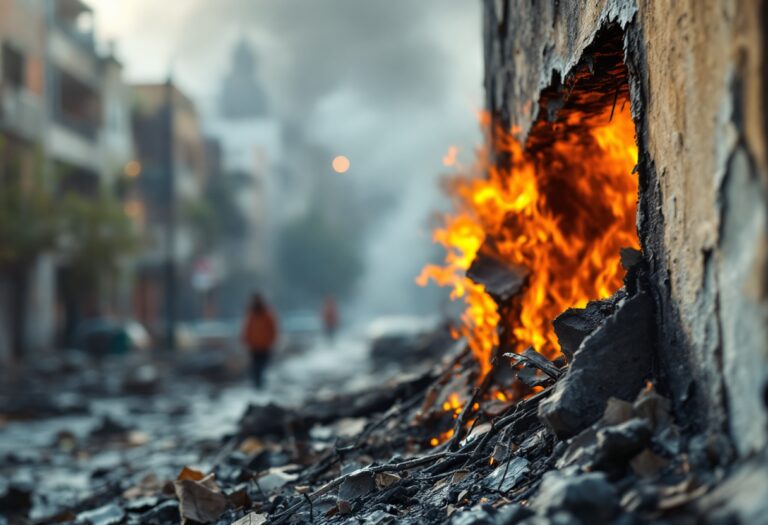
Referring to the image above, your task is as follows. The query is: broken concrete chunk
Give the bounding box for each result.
[494,504,535,524]
[467,249,527,304]
[238,403,293,437]
[593,418,653,469]
[601,397,635,426]
[533,471,619,522]
[539,291,655,439]
[632,387,672,430]
[630,449,669,478]
[552,293,624,361]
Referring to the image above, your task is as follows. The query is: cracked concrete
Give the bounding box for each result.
[483,0,768,456]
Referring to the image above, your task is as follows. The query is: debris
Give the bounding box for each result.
[173,473,229,524]
[505,347,563,380]
[551,294,623,361]
[533,471,619,522]
[238,403,295,437]
[375,472,401,489]
[593,418,653,469]
[486,457,530,493]
[256,466,299,492]
[232,512,268,525]
[338,470,376,502]
[75,503,124,525]
[539,291,655,439]
[0,483,32,518]
[630,449,669,478]
[466,248,527,303]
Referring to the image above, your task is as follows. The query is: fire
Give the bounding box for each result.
[418,99,639,373]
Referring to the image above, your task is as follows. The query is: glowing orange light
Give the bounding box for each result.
[332,155,350,173]
[124,160,142,178]
[419,100,639,377]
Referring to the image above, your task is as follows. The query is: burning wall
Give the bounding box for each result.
[481,0,768,457]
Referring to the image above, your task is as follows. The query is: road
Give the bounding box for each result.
[0,333,379,522]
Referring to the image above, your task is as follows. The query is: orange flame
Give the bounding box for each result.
[418,100,639,375]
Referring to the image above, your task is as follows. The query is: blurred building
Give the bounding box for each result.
[0,0,135,360]
[131,81,208,338]
[206,37,280,309]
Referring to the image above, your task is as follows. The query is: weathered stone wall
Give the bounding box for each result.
[484,0,768,456]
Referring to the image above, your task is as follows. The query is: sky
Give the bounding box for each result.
[89,0,485,317]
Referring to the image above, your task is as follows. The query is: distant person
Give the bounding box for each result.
[241,293,278,388]
[322,296,339,341]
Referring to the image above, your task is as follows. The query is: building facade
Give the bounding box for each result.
[0,0,135,360]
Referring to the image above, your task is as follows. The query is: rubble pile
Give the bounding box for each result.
[4,260,760,525]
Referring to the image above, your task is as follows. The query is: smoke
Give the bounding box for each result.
[94,0,484,317]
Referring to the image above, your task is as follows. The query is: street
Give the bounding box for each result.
[0,333,379,522]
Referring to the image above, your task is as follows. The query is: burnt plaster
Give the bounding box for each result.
[483,0,768,456]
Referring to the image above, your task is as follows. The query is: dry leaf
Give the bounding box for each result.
[232,512,267,525]
[238,437,263,455]
[177,466,205,482]
[375,472,401,489]
[174,479,229,524]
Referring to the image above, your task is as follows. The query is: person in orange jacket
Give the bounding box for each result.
[322,295,339,342]
[241,293,278,388]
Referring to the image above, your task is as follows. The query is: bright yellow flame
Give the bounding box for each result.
[419,100,639,376]
[332,155,350,173]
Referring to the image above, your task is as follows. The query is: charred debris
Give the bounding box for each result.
[10,249,756,525]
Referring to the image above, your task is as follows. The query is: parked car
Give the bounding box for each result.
[280,310,323,354]
[75,318,151,356]
[189,319,239,350]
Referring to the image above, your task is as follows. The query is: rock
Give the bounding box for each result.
[0,483,32,517]
[238,403,294,437]
[533,471,619,522]
[135,500,179,525]
[632,387,672,430]
[361,509,397,524]
[451,505,496,525]
[495,504,535,524]
[593,418,653,469]
[539,292,655,439]
[630,449,669,478]
[695,452,768,524]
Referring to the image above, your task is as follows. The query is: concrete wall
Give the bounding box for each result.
[483,0,768,457]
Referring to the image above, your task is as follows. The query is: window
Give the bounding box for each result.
[2,44,25,90]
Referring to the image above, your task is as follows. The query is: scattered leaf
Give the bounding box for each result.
[232,512,267,525]
[375,472,401,489]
